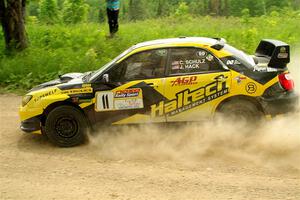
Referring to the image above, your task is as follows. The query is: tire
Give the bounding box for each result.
[45,105,87,147]
[216,99,264,123]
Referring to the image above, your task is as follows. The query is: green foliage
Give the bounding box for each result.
[189,1,207,16]
[63,0,89,24]
[28,0,40,16]
[241,8,250,24]
[0,15,300,91]
[86,0,105,22]
[39,0,60,24]
[175,2,189,17]
[229,0,266,16]
[128,0,148,21]
[28,0,300,22]
[265,0,290,11]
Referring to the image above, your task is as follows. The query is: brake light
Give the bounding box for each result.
[278,73,294,91]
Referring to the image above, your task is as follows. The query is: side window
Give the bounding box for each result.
[169,48,223,75]
[107,62,125,82]
[109,49,168,82]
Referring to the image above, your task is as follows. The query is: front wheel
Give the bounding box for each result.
[45,105,88,147]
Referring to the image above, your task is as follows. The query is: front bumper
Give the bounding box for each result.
[260,91,299,116]
[20,117,41,133]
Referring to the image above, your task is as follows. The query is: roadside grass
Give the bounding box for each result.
[0,15,300,92]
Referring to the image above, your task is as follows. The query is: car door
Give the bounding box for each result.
[94,48,169,125]
[160,47,231,122]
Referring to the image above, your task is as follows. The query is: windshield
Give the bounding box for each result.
[223,44,256,68]
[89,47,134,82]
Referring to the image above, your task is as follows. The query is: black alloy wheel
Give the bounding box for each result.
[45,105,88,147]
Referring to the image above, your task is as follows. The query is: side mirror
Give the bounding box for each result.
[102,74,109,83]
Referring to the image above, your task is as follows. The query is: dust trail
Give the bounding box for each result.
[89,115,300,170]
[89,48,300,171]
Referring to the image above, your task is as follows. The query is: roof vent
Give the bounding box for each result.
[211,38,227,50]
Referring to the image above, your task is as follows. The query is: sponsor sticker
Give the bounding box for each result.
[171,76,198,86]
[62,88,93,95]
[196,50,207,58]
[115,88,141,98]
[253,65,278,72]
[245,82,257,94]
[33,89,58,103]
[156,49,167,56]
[206,54,214,62]
[96,88,144,112]
[234,75,247,84]
[226,59,241,65]
[115,99,144,110]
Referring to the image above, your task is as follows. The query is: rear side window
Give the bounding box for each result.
[169,48,223,75]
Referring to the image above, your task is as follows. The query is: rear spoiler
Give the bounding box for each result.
[255,39,290,68]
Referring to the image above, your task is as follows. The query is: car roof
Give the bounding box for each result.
[132,37,219,49]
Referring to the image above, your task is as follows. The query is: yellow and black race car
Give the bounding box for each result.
[19,37,298,146]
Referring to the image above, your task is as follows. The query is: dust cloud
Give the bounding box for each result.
[89,48,300,171]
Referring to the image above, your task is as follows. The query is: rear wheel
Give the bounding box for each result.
[45,105,87,147]
[216,99,264,123]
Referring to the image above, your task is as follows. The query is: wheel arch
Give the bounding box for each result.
[41,101,90,127]
[215,95,265,114]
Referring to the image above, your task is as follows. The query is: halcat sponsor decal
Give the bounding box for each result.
[171,76,197,86]
[115,88,141,98]
[151,75,229,117]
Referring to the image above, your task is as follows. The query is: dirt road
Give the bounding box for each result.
[0,94,299,200]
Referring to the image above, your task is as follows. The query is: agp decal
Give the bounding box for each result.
[151,75,229,117]
[171,76,197,86]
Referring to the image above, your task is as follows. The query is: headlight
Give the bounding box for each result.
[22,95,32,107]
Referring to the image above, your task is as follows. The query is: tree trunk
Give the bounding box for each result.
[222,0,229,16]
[0,0,27,51]
[22,0,26,21]
[209,0,221,16]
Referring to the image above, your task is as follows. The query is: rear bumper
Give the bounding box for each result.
[259,91,299,116]
[20,117,41,133]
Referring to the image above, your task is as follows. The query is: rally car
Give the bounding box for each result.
[19,37,298,147]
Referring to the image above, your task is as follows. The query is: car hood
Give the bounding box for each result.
[29,72,87,92]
